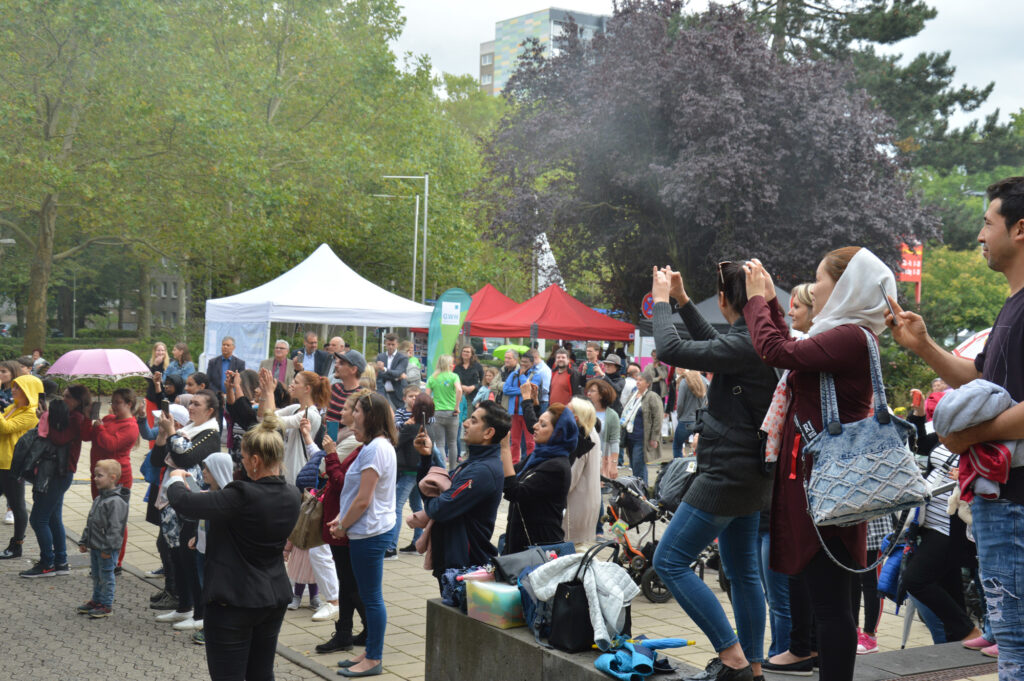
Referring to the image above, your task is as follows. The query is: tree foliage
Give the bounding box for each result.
[913,244,1009,343]
[480,1,937,315]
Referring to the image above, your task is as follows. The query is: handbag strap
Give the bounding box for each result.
[571,540,619,582]
[818,327,891,434]
[802,499,911,574]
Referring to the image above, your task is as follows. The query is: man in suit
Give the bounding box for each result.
[206,336,246,395]
[290,331,333,377]
[260,339,295,387]
[375,332,408,410]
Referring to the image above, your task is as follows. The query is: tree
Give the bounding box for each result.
[913,244,1008,343]
[481,1,937,315]
[741,0,1024,172]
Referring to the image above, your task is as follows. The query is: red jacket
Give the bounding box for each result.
[321,444,362,546]
[40,410,92,474]
[90,415,139,497]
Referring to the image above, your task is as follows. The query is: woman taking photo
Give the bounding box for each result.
[586,379,620,481]
[0,374,45,560]
[166,342,196,382]
[425,354,462,469]
[21,386,92,577]
[152,389,221,628]
[329,392,397,678]
[742,249,896,681]
[258,368,330,484]
[649,262,778,681]
[166,413,300,681]
[89,388,140,569]
[500,403,576,555]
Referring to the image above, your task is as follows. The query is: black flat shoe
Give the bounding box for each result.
[0,539,23,559]
[760,658,814,676]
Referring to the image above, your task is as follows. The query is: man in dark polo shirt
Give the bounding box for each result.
[889,176,1024,674]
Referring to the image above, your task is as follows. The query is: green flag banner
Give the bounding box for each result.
[427,288,472,374]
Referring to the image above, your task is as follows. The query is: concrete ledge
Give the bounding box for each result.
[426,598,619,680]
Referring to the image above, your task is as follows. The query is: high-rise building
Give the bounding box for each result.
[479,7,608,95]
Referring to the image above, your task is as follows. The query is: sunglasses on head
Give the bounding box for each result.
[717,261,732,287]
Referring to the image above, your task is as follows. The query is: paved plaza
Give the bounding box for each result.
[0,434,1001,681]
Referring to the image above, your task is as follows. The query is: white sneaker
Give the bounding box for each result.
[156,609,193,623]
[287,595,301,610]
[3,510,12,525]
[173,616,203,631]
[311,602,339,622]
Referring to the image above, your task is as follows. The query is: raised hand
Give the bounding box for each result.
[652,266,671,304]
[885,296,930,352]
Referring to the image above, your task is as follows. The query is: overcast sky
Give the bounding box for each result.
[392,0,1023,129]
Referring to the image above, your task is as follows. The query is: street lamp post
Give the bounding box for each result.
[383,174,429,304]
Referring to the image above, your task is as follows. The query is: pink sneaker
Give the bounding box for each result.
[857,631,878,655]
[982,644,999,658]
[962,636,994,650]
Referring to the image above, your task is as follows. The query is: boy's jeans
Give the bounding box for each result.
[90,548,120,607]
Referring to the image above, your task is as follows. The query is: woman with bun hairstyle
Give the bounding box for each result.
[258,369,330,485]
[166,412,301,681]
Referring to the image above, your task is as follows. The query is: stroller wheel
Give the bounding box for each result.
[641,567,672,604]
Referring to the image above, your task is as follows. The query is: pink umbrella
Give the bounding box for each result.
[952,328,991,361]
[46,348,151,382]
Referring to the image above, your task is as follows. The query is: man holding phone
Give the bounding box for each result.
[888,176,1024,675]
[412,401,509,590]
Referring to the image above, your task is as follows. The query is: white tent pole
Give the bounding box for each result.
[422,173,428,304]
[362,326,367,356]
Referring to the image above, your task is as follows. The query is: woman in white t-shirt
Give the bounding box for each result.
[328,392,397,678]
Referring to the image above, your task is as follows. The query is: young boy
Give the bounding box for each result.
[77,459,130,618]
[394,383,420,428]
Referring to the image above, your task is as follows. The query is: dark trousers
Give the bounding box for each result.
[0,470,27,541]
[851,549,882,636]
[902,526,974,641]
[788,574,816,657]
[157,532,177,597]
[330,544,366,638]
[171,524,200,612]
[801,539,857,681]
[205,602,286,681]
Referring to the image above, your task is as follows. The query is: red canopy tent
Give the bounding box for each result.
[465,284,635,341]
[463,284,519,332]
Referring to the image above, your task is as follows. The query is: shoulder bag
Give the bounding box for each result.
[548,540,620,653]
[802,327,930,571]
[288,486,326,550]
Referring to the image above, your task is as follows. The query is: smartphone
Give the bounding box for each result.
[420,410,427,431]
[880,282,898,321]
[90,401,102,421]
[184,474,202,493]
[160,398,171,417]
[911,389,923,408]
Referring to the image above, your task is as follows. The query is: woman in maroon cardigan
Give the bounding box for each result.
[742,247,896,681]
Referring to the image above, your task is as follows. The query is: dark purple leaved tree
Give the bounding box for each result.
[480,0,938,315]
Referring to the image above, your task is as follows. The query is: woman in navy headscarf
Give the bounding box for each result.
[501,403,577,554]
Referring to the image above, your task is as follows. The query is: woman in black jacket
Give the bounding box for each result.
[501,403,576,554]
[167,412,301,681]
[649,263,778,681]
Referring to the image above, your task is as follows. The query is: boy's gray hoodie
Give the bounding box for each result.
[80,486,130,552]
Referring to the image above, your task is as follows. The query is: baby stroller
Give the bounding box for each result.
[601,467,726,603]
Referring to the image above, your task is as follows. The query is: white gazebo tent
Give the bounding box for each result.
[202,243,433,369]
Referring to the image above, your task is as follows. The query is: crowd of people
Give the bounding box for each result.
[1,177,1022,681]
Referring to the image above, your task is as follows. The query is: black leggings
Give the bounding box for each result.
[157,532,177,597]
[801,539,857,681]
[902,527,974,641]
[788,574,816,657]
[171,523,200,613]
[330,544,365,637]
[851,549,882,636]
[205,602,286,681]
[0,470,27,541]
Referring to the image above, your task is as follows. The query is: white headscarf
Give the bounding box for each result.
[808,248,896,338]
[202,451,235,490]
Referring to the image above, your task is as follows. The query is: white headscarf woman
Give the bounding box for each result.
[808,248,897,338]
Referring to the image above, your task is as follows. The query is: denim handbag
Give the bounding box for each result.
[802,327,929,530]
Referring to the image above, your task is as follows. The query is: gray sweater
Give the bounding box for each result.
[653,301,776,516]
[80,487,130,552]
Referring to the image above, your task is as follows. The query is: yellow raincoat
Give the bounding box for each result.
[0,374,44,470]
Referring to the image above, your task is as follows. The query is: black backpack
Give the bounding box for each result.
[11,429,69,495]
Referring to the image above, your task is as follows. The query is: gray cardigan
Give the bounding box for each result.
[653,301,777,516]
[598,408,621,456]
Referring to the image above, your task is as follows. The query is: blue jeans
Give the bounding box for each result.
[672,421,693,459]
[757,529,791,657]
[626,436,647,486]
[349,533,389,660]
[90,548,120,607]
[652,502,765,662]
[386,473,423,551]
[973,497,1024,678]
[29,471,74,567]
[907,595,946,644]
